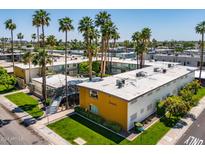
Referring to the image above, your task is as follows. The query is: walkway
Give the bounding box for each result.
[157,96,205,145]
[0,90,72,145]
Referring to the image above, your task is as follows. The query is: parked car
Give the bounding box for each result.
[0,119,10,127]
[0,119,6,127]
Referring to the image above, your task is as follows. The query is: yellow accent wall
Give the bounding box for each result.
[79,87,128,130]
[14,66,26,80]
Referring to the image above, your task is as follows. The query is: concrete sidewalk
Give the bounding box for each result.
[0,94,72,145]
[157,96,205,145]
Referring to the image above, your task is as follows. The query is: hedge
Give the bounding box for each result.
[74,106,122,133]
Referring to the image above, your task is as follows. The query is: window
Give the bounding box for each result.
[89,104,98,114]
[90,90,98,99]
[130,113,137,121]
[147,104,153,111]
[73,64,77,67]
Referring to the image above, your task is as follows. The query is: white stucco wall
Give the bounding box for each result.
[127,71,195,130]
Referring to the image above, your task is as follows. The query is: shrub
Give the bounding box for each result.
[103,121,122,133]
[74,106,104,124]
[156,101,166,116]
[74,106,122,133]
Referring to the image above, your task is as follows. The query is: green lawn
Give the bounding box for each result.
[48,114,173,145]
[193,87,205,102]
[48,87,205,145]
[48,114,124,145]
[5,92,44,118]
[0,85,16,94]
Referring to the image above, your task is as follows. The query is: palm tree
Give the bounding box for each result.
[17,32,24,49]
[33,9,51,104]
[31,33,36,47]
[95,11,111,77]
[109,28,120,73]
[58,17,74,109]
[140,27,151,68]
[32,48,52,105]
[32,13,41,47]
[195,21,205,82]
[78,16,96,81]
[123,40,129,52]
[46,35,57,68]
[4,19,16,70]
[22,51,34,83]
[132,31,141,69]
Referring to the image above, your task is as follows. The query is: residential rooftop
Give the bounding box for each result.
[78,64,197,101]
[32,74,87,89]
[14,56,88,69]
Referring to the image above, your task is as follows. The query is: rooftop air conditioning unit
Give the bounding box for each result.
[136,71,146,77]
[116,79,125,88]
[168,64,174,68]
[162,69,167,73]
[153,67,161,72]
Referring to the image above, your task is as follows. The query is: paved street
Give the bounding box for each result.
[0,106,48,145]
[177,109,205,145]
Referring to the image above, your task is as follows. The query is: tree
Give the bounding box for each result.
[32,48,52,105]
[95,11,114,77]
[195,21,205,82]
[46,35,57,68]
[31,33,36,47]
[78,16,97,81]
[32,13,41,47]
[110,29,120,73]
[132,31,141,69]
[152,38,157,50]
[17,32,24,49]
[22,51,34,83]
[163,96,188,118]
[0,67,16,90]
[4,19,16,70]
[139,27,151,68]
[79,61,100,75]
[58,17,74,109]
[123,40,130,52]
[33,9,51,104]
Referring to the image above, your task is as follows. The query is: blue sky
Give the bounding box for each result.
[0,9,205,42]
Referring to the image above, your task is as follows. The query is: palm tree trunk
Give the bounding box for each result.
[65,31,69,109]
[100,39,104,78]
[37,27,40,47]
[11,30,14,70]
[199,33,204,82]
[140,53,143,69]
[103,38,108,75]
[89,51,92,81]
[110,39,115,74]
[29,60,31,83]
[41,24,47,104]
[137,51,139,69]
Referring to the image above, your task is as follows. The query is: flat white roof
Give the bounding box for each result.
[32,74,87,88]
[15,57,88,69]
[78,65,196,101]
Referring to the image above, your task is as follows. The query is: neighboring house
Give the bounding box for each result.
[77,64,196,131]
[13,57,88,86]
[30,74,86,98]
